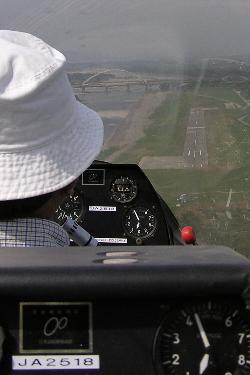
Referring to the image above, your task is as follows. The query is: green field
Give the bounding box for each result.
[145,169,250,257]
[114,91,192,163]
[109,85,250,257]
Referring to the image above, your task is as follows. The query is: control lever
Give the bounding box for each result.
[62,217,99,246]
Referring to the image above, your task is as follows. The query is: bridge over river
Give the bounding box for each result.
[75,68,187,94]
[81,78,182,93]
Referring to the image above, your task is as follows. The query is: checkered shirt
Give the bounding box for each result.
[0,218,70,247]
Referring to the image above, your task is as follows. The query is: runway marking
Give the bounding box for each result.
[199,150,202,156]
[194,151,196,158]
[200,163,203,168]
[226,188,233,208]
[188,149,191,156]
[188,126,205,129]
[194,139,197,145]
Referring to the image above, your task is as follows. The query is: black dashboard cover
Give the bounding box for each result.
[0,246,249,299]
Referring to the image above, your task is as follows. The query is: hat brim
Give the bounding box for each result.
[0,102,104,200]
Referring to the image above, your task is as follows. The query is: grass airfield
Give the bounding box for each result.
[110,85,250,256]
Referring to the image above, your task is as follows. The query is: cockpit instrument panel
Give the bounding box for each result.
[54,162,182,245]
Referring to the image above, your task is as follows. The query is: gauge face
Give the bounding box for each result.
[123,206,157,238]
[110,177,137,203]
[154,300,250,375]
[54,191,84,225]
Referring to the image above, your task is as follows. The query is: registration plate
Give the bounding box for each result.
[12,355,100,370]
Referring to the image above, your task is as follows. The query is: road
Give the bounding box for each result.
[183,109,208,168]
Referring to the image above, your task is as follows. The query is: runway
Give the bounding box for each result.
[183,109,208,168]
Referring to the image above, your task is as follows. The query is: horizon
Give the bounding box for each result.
[0,0,250,63]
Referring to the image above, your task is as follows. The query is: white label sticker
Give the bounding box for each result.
[89,206,116,212]
[96,238,128,244]
[12,355,100,370]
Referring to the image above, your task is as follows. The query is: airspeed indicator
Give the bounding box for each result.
[123,207,157,239]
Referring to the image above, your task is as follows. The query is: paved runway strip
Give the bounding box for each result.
[183,109,208,168]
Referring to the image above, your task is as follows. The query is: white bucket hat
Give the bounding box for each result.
[0,30,104,200]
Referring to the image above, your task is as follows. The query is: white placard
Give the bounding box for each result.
[12,355,100,370]
[96,238,127,244]
[89,206,116,212]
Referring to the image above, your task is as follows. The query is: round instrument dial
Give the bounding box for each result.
[123,206,157,239]
[110,177,137,203]
[54,191,84,225]
[154,300,250,375]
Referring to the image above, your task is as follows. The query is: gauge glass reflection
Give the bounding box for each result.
[110,176,137,203]
[123,206,157,239]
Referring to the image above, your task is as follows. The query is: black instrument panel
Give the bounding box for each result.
[0,245,249,375]
[55,162,181,245]
[1,298,250,374]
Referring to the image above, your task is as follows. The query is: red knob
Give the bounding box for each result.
[181,226,196,245]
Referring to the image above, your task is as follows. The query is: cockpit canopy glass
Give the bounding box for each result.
[1,0,250,255]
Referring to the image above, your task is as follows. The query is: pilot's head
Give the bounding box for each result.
[0,30,104,220]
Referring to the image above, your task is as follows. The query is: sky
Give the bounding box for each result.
[0,0,250,63]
